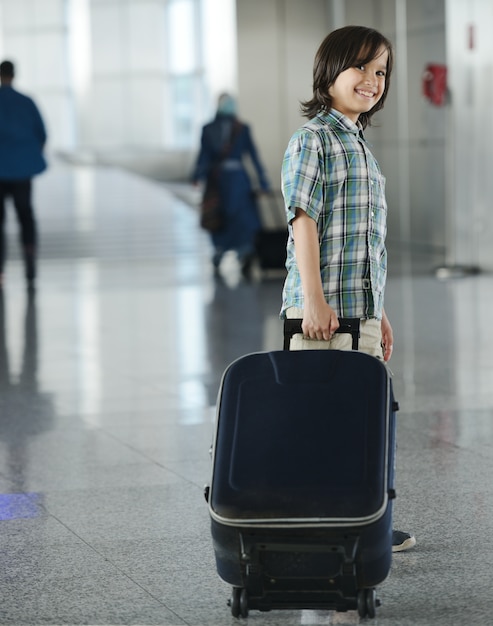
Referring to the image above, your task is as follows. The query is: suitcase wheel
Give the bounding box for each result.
[228,587,248,618]
[357,588,379,619]
[228,588,240,618]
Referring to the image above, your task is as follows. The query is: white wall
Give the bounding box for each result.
[445,0,493,270]
[340,0,447,253]
[235,0,331,189]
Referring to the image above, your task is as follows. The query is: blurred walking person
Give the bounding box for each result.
[0,60,47,291]
[192,93,270,278]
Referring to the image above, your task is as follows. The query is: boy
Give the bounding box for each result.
[281,26,415,552]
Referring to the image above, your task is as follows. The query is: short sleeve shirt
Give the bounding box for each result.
[280,109,387,320]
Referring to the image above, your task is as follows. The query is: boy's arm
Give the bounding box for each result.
[292,209,339,340]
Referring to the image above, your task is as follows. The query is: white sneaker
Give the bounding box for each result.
[392,530,416,552]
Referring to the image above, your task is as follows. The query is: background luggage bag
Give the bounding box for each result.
[206,335,398,619]
[254,191,287,272]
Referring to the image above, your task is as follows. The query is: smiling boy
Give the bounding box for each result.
[280,26,416,552]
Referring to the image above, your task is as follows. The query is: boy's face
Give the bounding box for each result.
[328,46,388,123]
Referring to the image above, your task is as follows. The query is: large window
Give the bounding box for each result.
[0,0,236,151]
[165,0,237,149]
[166,0,206,148]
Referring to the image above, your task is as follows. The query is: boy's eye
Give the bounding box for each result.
[355,65,386,77]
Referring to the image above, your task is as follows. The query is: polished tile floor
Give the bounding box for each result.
[1,159,493,625]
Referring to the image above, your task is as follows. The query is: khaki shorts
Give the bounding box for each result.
[286,307,384,360]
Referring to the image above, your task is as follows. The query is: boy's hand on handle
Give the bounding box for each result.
[381,310,393,362]
[302,301,340,341]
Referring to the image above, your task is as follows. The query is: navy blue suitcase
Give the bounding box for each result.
[206,345,398,619]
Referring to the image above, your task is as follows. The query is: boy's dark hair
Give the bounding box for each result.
[301,25,394,128]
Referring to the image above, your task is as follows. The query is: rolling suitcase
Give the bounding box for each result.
[254,191,288,272]
[205,319,398,619]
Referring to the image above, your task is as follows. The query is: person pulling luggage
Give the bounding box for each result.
[192,93,270,279]
[280,25,415,553]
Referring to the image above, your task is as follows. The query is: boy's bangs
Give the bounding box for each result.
[353,39,389,69]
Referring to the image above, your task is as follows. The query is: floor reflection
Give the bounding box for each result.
[203,274,284,406]
[0,291,55,494]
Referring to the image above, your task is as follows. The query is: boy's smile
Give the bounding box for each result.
[328,46,388,122]
[355,88,377,99]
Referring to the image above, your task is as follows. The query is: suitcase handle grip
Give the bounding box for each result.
[283,317,360,351]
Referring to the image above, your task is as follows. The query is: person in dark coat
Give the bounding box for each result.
[192,93,270,277]
[0,60,47,291]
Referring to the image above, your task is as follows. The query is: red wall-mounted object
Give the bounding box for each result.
[422,64,447,106]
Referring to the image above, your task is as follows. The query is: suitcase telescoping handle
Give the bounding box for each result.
[283,318,360,351]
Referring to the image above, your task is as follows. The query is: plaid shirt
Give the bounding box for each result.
[280,109,387,320]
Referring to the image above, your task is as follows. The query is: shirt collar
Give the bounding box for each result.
[316,108,362,136]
